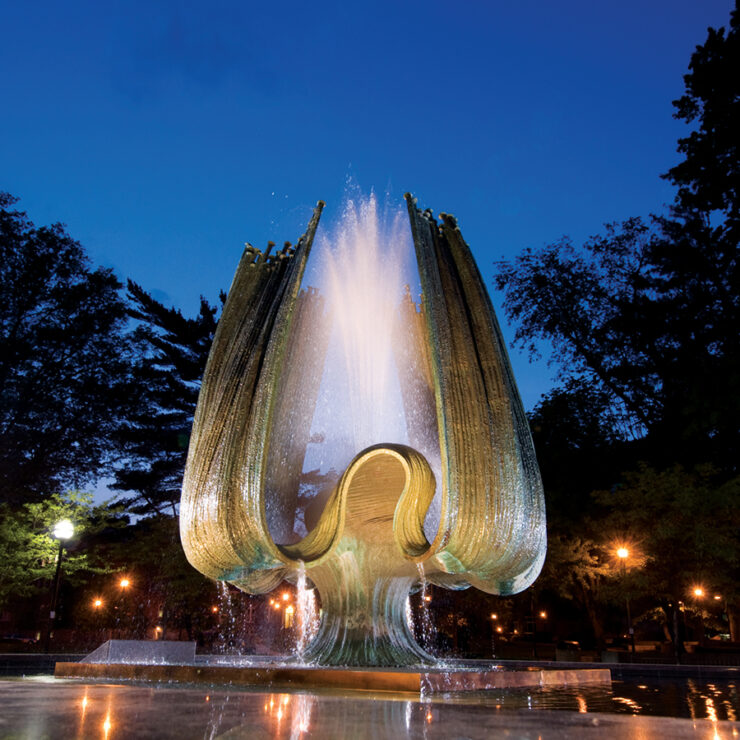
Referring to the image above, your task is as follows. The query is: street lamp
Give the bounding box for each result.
[616,546,635,654]
[45,519,74,652]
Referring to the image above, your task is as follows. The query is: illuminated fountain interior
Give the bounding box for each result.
[179,191,547,667]
[264,195,441,547]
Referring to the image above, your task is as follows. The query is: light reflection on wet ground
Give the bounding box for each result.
[438,678,740,720]
[1,676,740,739]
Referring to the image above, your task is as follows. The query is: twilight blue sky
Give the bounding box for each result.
[1,0,733,410]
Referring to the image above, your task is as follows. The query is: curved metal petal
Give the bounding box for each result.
[180,203,324,590]
[405,195,546,595]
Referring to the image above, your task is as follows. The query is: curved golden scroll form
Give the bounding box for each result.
[180,196,546,666]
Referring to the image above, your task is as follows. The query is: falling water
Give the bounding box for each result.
[216,582,237,654]
[294,563,320,662]
[415,563,436,655]
[405,594,413,636]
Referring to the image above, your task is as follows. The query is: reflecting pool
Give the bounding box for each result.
[2,676,740,739]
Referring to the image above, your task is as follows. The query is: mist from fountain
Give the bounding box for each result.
[265,193,442,548]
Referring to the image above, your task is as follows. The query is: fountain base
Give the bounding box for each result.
[54,658,610,694]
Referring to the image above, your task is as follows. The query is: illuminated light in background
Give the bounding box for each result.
[491,613,498,620]
[93,599,103,608]
[577,695,588,714]
[211,606,218,613]
[53,519,74,540]
[539,611,547,619]
[616,547,629,559]
[694,587,705,598]
[119,578,130,589]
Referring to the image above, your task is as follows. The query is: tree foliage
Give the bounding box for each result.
[107,514,218,639]
[594,466,740,603]
[0,491,124,608]
[495,218,662,438]
[0,193,135,504]
[594,465,740,645]
[664,5,739,239]
[495,6,740,645]
[111,281,220,516]
[494,8,739,471]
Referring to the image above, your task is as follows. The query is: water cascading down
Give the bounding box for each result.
[180,194,546,666]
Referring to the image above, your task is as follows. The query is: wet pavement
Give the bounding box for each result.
[2,676,740,739]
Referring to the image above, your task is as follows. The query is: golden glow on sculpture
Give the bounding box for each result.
[179,194,547,666]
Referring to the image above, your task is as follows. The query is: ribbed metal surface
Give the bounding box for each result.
[179,196,546,666]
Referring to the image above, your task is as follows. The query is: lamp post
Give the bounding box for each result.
[115,577,131,639]
[692,586,706,645]
[44,519,74,653]
[616,547,635,654]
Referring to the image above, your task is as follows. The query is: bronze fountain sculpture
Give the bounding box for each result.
[180,194,546,666]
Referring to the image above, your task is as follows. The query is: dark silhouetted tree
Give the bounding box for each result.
[494,7,739,471]
[664,5,739,240]
[650,4,739,468]
[495,6,740,645]
[111,281,221,516]
[0,193,134,504]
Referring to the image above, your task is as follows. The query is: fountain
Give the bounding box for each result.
[180,191,545,665]
[57,193,610,692]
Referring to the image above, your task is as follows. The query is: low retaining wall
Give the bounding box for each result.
[0,653,85,676]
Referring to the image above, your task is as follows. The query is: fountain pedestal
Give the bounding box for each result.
[55,658,611,694]
[282,445,436,666]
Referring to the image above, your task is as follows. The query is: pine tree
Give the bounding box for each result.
[111,281,221,516]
